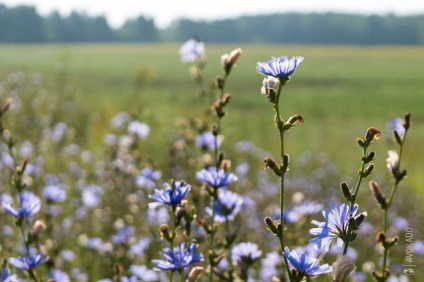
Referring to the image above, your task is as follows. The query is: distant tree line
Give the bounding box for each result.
[1,4,424,44]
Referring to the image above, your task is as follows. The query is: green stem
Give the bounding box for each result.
[208,192,217,282]
[169,206,177,282]
[343,147,367,255]
[381,129,408,279]
[273,82,293,282]
[225,217,234,282]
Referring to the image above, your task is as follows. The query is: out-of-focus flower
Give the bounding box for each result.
[1,268,18,282]
[284,247,332,279]
[179,38,205,63]
[43,184,67,203]
[81,185,103,208]
[206,189,243,223]
[196,131,222,151]
[130,238,151,257]
[257,56,304,78]
[292,201,323,216]
[152,243,204,271]
[232,242,262,264]
[2,191,41,218]
[111,112,129,129]
[8,251,49,270]
[127,265,159,281]
[413,240,424,255]
[149,181,190,208]
[332,255,356,282]
[388,117,405,138]
[49,269,71,282]
[147,207,169,224]
[136,167,162,189]
[59,249,75,262]
[111,225,135,245]
[127,121,150,139]
[309,203,367,250]
[260,252,284,281]
[52,122,68,143]
[386,150,399,176]
[196,167,238,189]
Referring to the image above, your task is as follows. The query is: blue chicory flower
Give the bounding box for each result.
[309,203,367,251]
[43,184,67,203]
[8,251,49,270]
[206,189,243,223]
[284,246,332,278]
[196,167,238,189]
[256,56,304,78]
[136,167,162,189]
[152,242,204,271]
[196,131,222,151]
[387,117,405,138]
[49,269,70,282]
[1,268,18,282]
[81,185,103,208]
[111,225,135,245]
[127,121,150,139]
[232,242,262,264]
[179,38,205,63]
[149,181,190,208]
[2,191,41,218]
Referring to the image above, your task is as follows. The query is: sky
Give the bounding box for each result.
[2,0,424,28]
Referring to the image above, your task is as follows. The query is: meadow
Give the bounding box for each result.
[0,43,422,281]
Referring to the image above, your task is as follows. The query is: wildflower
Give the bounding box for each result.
[413,240,424,255]
[196,167,238,189]
[8,251,49,270]
[149,181,190,208]
[179,38,205,63]
[292,201,323,216]
[126,265,159,281]
[260,252,284,281]
[232,242,262,264]
[1,268,18,282]
[49,269,71,282]
[127,121,150,139]
[81,185,103,208]
[136,167,162,189]
[206,189,243,223]
[152,242,204,271]
[2,191,41,218]
[59,249,75,262]
[309,203,367,250]
[52,122,68,143]
[332,255,356,282]
[256,56,304,78]
[111,112,130,129]
[111,225,135,245]
[388,118,406,138]
[284,246,332,279]
[43,184,67,203]
[386,150,399,176]
[196,131,222,151]
[129,237,151,257]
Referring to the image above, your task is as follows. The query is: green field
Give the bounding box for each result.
[1,43,422,194]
